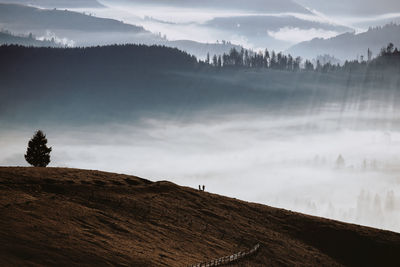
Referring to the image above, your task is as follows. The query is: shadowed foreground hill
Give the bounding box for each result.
[0,167,399,266]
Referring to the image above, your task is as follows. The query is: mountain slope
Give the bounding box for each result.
[0,3,145,32]
[287,23,400,60]
[0,167,399,266]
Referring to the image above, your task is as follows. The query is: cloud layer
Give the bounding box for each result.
[268,27,338,44]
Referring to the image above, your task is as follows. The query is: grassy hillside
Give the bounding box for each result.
[0,167,399,266]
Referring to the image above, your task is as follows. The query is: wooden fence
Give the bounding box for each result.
[188,243,260,267]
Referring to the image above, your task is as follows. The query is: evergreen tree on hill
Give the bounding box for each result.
[25,130,52,167]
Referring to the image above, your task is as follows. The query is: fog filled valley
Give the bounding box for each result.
[1,44,400,234]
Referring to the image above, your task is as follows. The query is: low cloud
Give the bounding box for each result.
[37,30,75,47]
[268,27,338,44]
[73,4,347,48]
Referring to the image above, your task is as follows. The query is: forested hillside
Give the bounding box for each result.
[1,44,399,126]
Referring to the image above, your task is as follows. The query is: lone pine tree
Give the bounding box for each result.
[25,130,52,167]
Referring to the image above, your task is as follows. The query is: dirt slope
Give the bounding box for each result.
[0,167,399,266]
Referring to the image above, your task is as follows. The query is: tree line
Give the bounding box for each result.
[0,44,199,73]
[204,43,400,73]
[205,48,304,71]
[2,42,399,74]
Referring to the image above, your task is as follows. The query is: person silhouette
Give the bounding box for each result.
[198,185,201,191]
[202,185,205,191]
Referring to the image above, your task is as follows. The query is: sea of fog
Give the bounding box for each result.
[70,2,339,50]
[1,109,400,233]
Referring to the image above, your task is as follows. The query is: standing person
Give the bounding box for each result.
[202,185,205,191]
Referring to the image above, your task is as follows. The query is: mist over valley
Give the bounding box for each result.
[1,1,400,265]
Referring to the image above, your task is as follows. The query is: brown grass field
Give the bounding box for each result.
[0,167,399,266]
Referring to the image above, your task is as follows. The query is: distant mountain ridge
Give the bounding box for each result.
[0,3,145,32]
[0,3,242,58]
[287,23,400,60]
[0,0,104,8]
